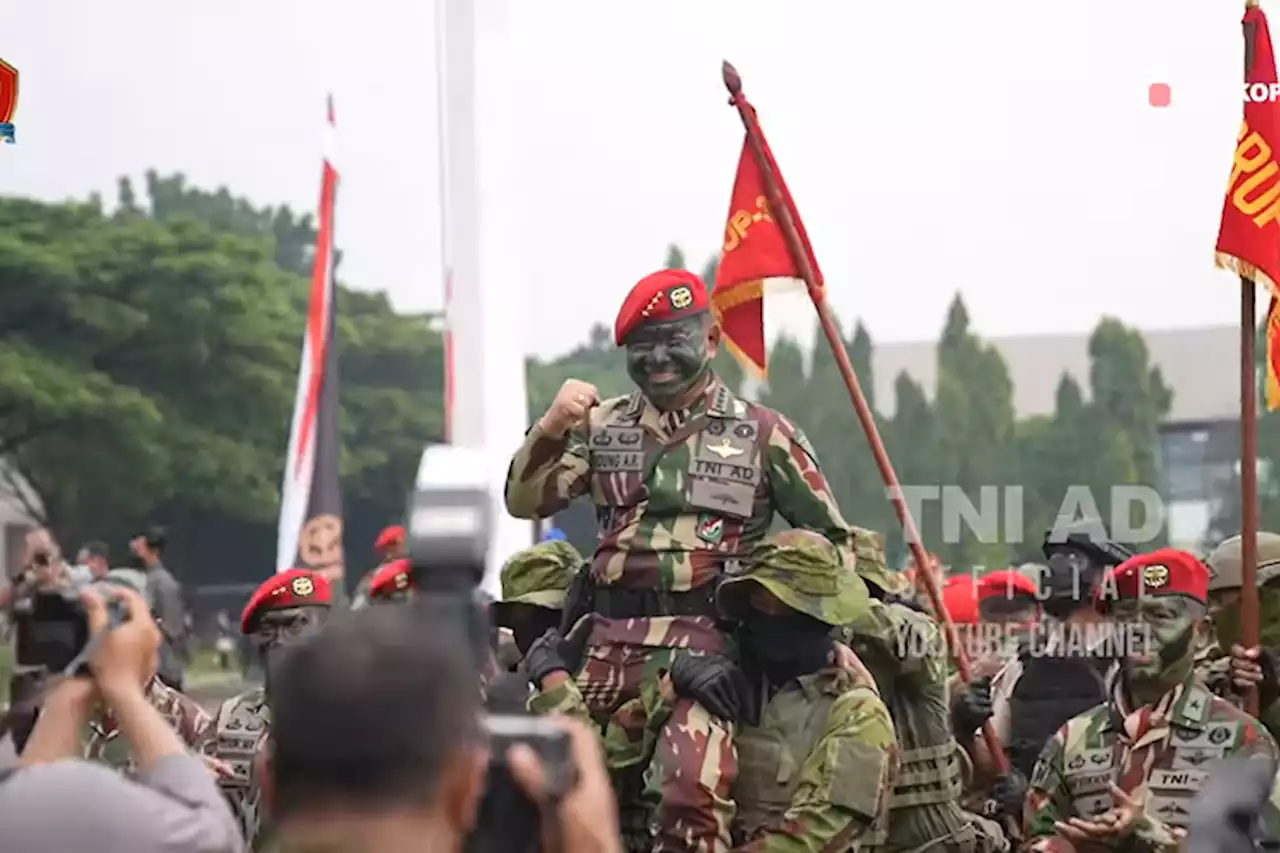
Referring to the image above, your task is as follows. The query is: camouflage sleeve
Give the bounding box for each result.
[762,414,855,571]
[844,599,937,681]
[527,677,594,722]
[738,686,898,853]
[1024,726,1074,846]
[504,420,591,519]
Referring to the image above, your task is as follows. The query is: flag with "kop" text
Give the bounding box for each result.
[1216,3,1280,409]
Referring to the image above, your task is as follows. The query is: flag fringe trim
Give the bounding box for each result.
[721,333,767,379]
[1215,251,1280,302]
[711,278,764,315]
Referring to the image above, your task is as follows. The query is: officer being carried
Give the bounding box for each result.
[1024,548,1280,850]
[202,568,333,850]
[506,267,871,853]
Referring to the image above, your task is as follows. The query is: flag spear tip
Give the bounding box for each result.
[721,61,743,96]
[1247,0,1260,8]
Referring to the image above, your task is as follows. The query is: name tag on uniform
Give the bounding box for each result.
[1148,768,1206,791]
[1066,770,1111,796]
[591,428,645,472]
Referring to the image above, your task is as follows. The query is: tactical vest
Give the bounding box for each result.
[1007,651,1108,780]
[205,688,271,844]
[734,677,884,842]
[854,605,977,852]
[587,385,766,588]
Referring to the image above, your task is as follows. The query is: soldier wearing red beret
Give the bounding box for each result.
[506,267,883,853]
[352,525,407,608]
[365,558,413,604]
[1025,548,1280,850]
[976,569,1041,627]
[201,569,333,849]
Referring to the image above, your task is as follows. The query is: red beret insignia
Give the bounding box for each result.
[241,568,332,634]
[1095,547,1207,611]
[613,269,709,345]
[369,558,414,600]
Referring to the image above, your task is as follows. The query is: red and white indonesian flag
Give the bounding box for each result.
[277,96,346,582]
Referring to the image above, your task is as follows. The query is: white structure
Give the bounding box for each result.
[436,0,533,593]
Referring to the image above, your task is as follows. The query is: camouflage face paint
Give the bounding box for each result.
[252,607,325,653]
[1213,585,1280,650]
[1111,595,1200,687]
[624,314,711,409]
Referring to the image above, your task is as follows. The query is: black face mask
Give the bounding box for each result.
[742,611,833,686]
[624,315,711,409]
[509,606,562,657]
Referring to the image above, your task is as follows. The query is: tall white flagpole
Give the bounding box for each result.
[437,0,533,593]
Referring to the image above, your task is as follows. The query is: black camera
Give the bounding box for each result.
[13,581,131,675]
[408,445,576,853]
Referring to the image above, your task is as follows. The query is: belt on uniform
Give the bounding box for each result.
[592,584,718,620]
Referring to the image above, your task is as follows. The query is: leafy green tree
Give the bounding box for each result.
[885,373,938,567]
[932,295,1017,570]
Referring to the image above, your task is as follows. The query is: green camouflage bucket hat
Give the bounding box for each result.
[494,539,583,615]
[1206,532,1280,592]
[718,529,870,626]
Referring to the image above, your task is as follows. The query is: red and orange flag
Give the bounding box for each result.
[711,104,823,376]
[1216,2,1280,409]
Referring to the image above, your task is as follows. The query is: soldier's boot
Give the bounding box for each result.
[645,697,736,853]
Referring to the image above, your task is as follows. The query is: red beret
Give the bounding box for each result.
[613,269,709,345]
[241,569,332,633]
[977,570,1039,602]
[1095,548,1208,612]
[374,525,405,551]
[940,575,979,624]
[368,558,414,600]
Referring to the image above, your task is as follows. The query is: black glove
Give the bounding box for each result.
[524,628,570,689]
[668,652,749,724]
[989,769,1028,821]
[524,615,596,690]
[950,677,993,742]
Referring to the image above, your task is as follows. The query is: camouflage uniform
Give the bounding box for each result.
[201,569,332,851]
[510,371,881,852]
[1024,669,1280,850]
[486,540,582,710]
[84,675,212,772]
[717,535,898,850]
[1201,532,1280,736]
[844,597,1009,852]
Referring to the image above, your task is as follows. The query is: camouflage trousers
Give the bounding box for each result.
[577,616,736,853]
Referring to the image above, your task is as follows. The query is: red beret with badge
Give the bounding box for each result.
[368,558,414,600]
[1094,547,1209,612]
[373,524,405,552]
[976,569,1038,602]
[241,568,333,634]
[613,269,709,345]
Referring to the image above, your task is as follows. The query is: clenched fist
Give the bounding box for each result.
[539,379,599,437]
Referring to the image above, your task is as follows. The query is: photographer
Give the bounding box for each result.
[2,527,76,754]
[0,584,243,852]
[268,602,620,853]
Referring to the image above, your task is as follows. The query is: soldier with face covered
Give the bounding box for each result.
[506,268,876,853]
[1202,532,1280,737]
[1024,548,1280,851]
[487,540,582,700]
[201,568,332,850]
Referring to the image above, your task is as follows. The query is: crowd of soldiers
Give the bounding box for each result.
[34,266,1280,851]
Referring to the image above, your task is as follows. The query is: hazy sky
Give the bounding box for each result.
[1,1,1266,359]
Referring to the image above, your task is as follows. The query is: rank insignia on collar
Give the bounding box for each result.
[1142,565,1169,589]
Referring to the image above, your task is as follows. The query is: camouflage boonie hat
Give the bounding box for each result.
[492,540,583,626]
[851,525,895,593]
[718,529,870,626]
[1206,532,1280,592]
